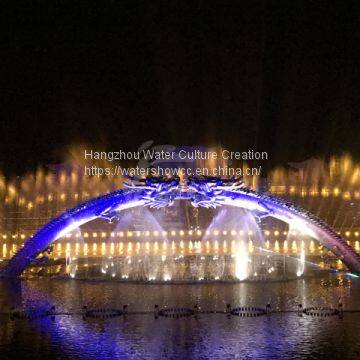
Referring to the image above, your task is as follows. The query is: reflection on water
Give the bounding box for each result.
[0,275,360,359]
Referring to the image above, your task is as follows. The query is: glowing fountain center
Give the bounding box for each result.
[235,241,249,281]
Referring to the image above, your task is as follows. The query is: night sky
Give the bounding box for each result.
[0,1,359,175]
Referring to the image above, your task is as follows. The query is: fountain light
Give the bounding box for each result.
[309,240,315,253]
[296,249,305,277]
[189,241,193,252]
[223,240,227,252]
[2,244,7,257]
[283,240,288,253]
[163,274,171,281]
[84,243,88,256]
[231,240,236,253]
[248,240,254,253]
[205,241,210,254]
[235,241,249,281]
[154,241,159,253]
[274,240,280,252]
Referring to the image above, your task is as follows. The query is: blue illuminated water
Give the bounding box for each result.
[0,274,360,359]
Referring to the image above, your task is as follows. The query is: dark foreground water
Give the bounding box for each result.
[1,274,360,359]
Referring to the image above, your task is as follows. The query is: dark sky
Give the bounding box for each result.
[0,1,359,175]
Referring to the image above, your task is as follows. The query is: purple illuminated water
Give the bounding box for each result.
[0,274,360,359]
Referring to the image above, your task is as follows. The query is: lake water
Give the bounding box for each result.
[0,274,360,359]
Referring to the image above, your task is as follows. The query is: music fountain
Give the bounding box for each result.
[2,176,359,282]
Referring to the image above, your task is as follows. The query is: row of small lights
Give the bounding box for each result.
[4,239,360,249]
[1,229,359,240]
[3,240,360,259]
[0,240,315,255]
[270,186,360,199]
[5,187,360,206]
[5,192,95,206]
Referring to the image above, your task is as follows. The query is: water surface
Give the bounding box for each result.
[0,275,359,359]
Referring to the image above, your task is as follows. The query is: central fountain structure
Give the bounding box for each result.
[2,176,360,279]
